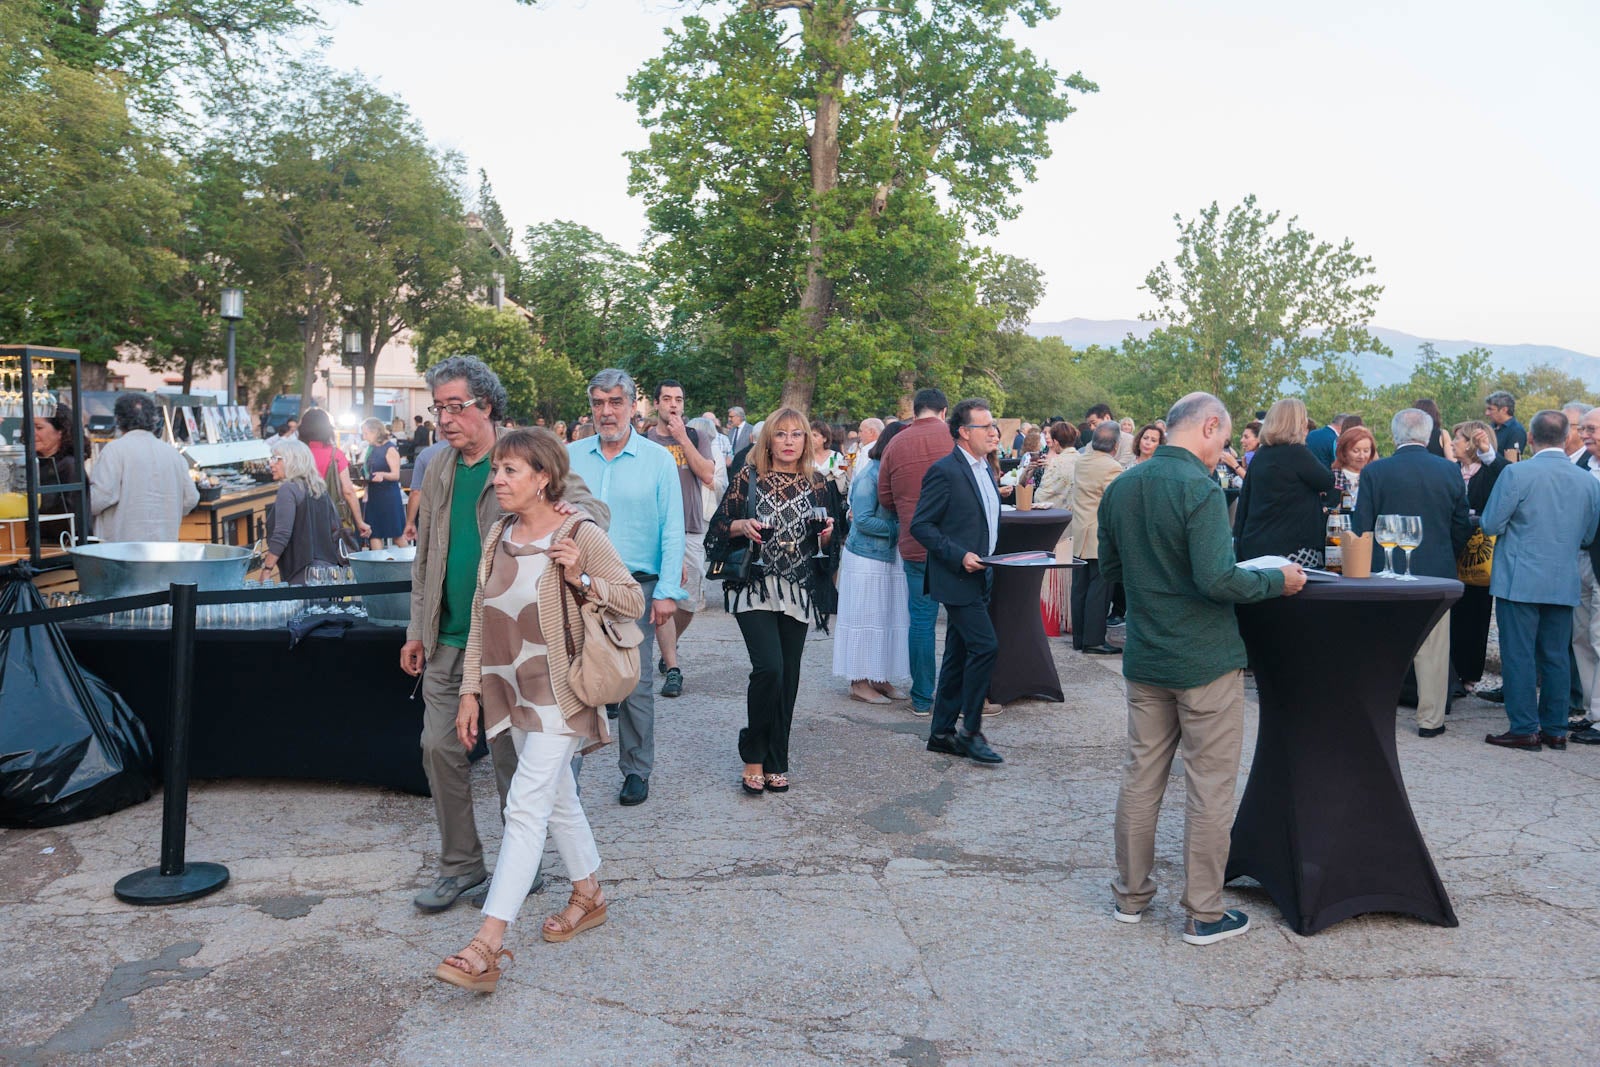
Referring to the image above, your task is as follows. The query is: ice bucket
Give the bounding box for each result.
[71,541,253,599]
[347,546,415,626]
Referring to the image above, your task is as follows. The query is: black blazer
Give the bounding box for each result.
[910,449,997,606]
[1352,445,1472,579]
[1233,442,1336,560]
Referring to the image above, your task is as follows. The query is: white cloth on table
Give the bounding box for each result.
[831,545,911,682]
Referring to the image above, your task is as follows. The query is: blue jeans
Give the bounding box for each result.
[1496,598,1573,737]
[902,559,939,711]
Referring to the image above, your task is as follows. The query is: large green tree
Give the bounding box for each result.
[625,1,1092,412]
[413,304,588,423]
[202,65,488,413]
[516,221,659,379]
[1126,195,1390,422]
[0,2,187,383]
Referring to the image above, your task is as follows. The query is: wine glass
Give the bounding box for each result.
[1374,514,1400,578]
[810,505,830,559]
[1396,516,1423,582]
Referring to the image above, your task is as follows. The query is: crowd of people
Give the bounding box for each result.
[253,353,1593,986]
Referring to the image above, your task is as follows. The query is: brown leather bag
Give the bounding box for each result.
[557,522,644,708]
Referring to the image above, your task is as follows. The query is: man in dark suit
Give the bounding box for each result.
[1304,414,1347,467]
[1353,408,1472,737]
[910,397,1005,765]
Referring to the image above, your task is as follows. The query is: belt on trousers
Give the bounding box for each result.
[631,571,659,583]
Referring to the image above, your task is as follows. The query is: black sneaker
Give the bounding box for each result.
[1105,615,1126,628]
[658,656,667,674]
[660,667,683,698]
[1476,686,1505,704]
[1183,909,1250,946]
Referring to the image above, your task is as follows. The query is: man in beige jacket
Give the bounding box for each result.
[1069,422,1123,654]
[400,356,609,913]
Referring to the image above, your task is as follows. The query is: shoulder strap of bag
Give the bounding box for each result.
[557,516,596,663]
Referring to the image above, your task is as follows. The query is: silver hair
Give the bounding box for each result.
[688,415,716,443]
[859,417,885,436]
[113,392,161,434]
[1390,408,1433,446]
[729,405,746,418]
[588,367,637,402]
[1562,401,1593,418]
[270,437,326,498]
[1165,392,1231,433]
[1091,421,1121,453]
[424,356,508,420]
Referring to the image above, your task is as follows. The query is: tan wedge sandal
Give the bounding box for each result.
[542,887,608,943]
[434,936,513,993]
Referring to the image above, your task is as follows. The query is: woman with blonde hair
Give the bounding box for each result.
[1232,398,1336,566]
[436,428,643,994]
[261,438,342,584]
[706,407,837,795]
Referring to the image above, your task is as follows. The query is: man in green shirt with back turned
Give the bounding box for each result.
[1097,391,1305,946]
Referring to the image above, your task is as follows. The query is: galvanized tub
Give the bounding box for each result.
[71,541,253,599]
[347,546,415,626]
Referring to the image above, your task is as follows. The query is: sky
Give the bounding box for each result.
[317,0,1600,356]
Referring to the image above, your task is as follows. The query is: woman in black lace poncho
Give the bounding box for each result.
[705,407,841,796]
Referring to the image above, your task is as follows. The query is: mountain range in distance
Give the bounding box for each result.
[1026,318,1600,390]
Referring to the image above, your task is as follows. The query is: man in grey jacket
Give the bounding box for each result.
[400,356,609,912]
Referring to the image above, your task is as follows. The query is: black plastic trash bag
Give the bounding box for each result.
[0,577,154,827]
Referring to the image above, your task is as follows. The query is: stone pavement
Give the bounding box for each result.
[2,598,1596,1066]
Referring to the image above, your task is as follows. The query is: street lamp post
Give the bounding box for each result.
[341,326,363,419]
[220,288,245,405]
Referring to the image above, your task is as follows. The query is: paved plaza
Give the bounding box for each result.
[2,598,1596,1066]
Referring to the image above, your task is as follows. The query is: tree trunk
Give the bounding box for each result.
[180,354,195,394]
[781,9,851,415]
[299,303,324,416]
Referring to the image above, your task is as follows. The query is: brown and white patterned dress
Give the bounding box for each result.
[477,529,602,743]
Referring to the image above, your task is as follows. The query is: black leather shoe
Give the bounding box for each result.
[1418,725,1446,738]
[1484,731,1541,750]
[955,731,1004,764]
[1569,717,1595,732]
[926,732,961,755]
[619,773,649,805]
[1569,727,1600,745]
[1538,732,1568,750]
[1082,644,1123,655]
[1475,686,1505,704]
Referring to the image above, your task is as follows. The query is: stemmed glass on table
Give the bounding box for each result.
[1374,514,1400,578]
[1395,515,1423,582]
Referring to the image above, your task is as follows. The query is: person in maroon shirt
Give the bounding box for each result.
[877,387,953,714]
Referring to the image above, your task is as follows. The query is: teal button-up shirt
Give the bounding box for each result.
[567,429,687,601]
[1098,445,1284,689]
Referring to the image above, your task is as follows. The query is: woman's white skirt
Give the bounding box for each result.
[831,545,911,682]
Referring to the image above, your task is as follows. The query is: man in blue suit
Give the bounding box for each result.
[1481,409,1600,750]
[1352,409,1472,737]
[1304,414,1347,467]
[910,397,1005,765]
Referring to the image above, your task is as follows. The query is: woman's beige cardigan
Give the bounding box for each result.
[460,510,645,748]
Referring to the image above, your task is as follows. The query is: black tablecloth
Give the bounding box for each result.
[63,620,431,795]
[988,509,1072,703]
[1227,574,1463,934]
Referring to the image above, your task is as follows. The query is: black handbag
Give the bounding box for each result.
[706,470,761,582]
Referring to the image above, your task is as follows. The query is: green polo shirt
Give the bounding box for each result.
[1097,445,1284,689]
[437,453,492,650]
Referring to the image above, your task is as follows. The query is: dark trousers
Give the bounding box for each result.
[1071,558,1110,649]
[735,610,808,773]
[931,598,998,737]
[1448,584,1493,684]
[1111,581,1127,619]
[1496,598,1573,736]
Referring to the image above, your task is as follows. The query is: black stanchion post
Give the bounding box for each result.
[114,582,230,905]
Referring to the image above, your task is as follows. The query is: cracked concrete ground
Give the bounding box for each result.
[2,597,1596,1066]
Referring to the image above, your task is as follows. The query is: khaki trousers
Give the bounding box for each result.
[1573,555,1600,717]
[1113,670,1245,923]
[1412,612,1452,731]
[419,644,518,878]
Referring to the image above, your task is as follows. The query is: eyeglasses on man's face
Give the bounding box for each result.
[428,398,482,417]
[963,422,999,433]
